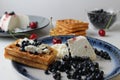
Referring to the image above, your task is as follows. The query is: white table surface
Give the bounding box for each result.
[0,22,120,80]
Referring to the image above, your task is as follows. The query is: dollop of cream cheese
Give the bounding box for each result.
[51,44,69,58]
[18,38,29,46]
[25,45,37,53]
[18,38,51,54]
[37,44,50,54]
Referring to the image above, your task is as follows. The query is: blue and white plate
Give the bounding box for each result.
[12,35,120,80]
[0,15,49,37]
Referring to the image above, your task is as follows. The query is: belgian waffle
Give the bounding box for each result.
[4,39,57,70]
[50,19,89,36]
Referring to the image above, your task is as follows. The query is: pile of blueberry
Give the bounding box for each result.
[88,9,116,29]
[45,55,104,80]
[94,48,111,60]
[16,39,42,55]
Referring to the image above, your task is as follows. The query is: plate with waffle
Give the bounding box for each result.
[4,35,120,80]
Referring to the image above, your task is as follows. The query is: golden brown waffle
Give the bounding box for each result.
[50,19,89,36]
[50,28,86,36]
[56,25,87,33]
[4,39,57,70]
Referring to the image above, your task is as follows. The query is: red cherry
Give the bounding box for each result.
[52,38,62,44]
[29,22,38,29]
[29,33,38,39]
[98,29,106,36]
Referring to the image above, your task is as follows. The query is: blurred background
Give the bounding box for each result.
[0,0,120,22]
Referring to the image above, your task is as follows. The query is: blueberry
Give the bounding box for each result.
[72,72,77,79]
[77,70,82,74]
[94,68,100,74]
[94,48,111,60]
[58,65,65,72]
[65,70,70,74]
[72,61,78,68]
[45,70,50,75]
[51,68,57,73]
[16,44,20,47]
[22,41,28,47]
[81,68,88,75]
[85,74,94,80]
[20,68,27,74]
[20,47,26,52]
[33,42,40,46]
[82,56,90,61]
[99,70,104,76]
[34,39,37,42]
[95,73,104,79]
[76,75,81,80]
[9,11,15,15]
[37,41,42,45]
[33,52,39,55]
[29,52,34,54]
[94,62,99,68]
[90,66,95,72]
[55,60,61,66]
[76,63,82,70]
[67,74,73,79]
[4,11,8,14]
[62,55,69,61]
[65,42,68,46]
[53,72,61,80]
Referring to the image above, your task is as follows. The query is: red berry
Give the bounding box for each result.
[29,33,38,39]
[98,29,106,36]
[29,22,38,29]
[52,38,62,44]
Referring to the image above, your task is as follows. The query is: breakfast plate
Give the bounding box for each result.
[0,15,49,37]
[11,35,120,80]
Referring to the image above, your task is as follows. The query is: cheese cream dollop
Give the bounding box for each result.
[51,44,69,58]
[17,38,51,54]
[25,44,50,54]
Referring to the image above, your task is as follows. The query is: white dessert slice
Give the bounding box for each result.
[17,14,29,29]
[0,14,19,32]
[51,44,69,58]
[0,12,29,32]
[67,36,96,60]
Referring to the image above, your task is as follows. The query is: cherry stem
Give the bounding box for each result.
[9,31,18,40]
[105,14,114,29]
[9,30,30,39]
[50,17,54,28]
[50,17,57,38]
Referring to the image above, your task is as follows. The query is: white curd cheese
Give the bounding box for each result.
[17,14,29,29]
[18,38,29,46]
[29,40,34,44]
[25,45,37,53]
[0,12,29,32]
[51,44,69,58]
[38,44,49,49]
[67,36,96,60]
[18,38,51,54]
[0,14,19,32]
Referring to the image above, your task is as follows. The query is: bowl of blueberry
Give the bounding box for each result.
[87,9,117,29]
